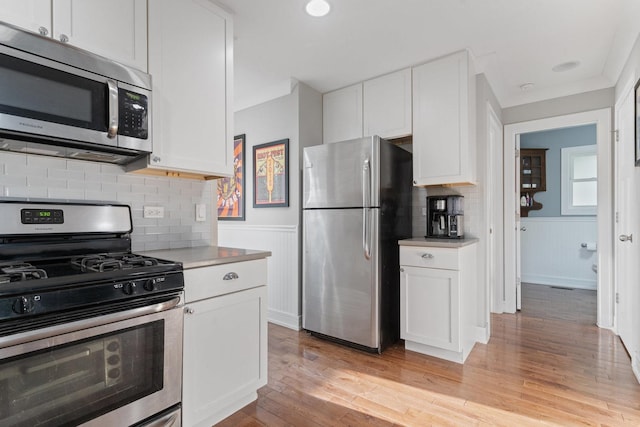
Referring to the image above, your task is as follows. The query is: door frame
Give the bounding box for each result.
[502,108,613,329]
[486,102,503,325]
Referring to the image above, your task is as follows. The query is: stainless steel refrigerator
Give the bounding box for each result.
[302,135,412,353]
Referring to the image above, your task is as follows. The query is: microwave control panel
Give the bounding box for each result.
[118,89,148,139]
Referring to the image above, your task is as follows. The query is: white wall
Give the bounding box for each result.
[218,81,322,330]
[521,217,597,290]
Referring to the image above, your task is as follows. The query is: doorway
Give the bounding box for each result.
[502,109,613,329]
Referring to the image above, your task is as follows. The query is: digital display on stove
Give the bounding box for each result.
[21,209,64,224]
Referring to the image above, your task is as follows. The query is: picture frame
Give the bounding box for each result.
[635,77,640,166]
[253,139,289,208]
[217,134,246,220]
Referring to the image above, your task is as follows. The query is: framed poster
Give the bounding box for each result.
[253,139,289,208]
[217,134,245,220]
[635,77,640,166]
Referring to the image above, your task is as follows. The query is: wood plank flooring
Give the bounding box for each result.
[216,284,640,426]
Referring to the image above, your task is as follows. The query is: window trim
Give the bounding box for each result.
[561,144,597,215]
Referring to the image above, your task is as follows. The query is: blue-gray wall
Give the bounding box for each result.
[520,124,596,217]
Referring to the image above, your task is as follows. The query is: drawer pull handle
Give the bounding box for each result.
[185,307,195,315]
[223,272,239,280]
[421,253,434,259]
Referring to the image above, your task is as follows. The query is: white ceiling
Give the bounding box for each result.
[219,0,640,112]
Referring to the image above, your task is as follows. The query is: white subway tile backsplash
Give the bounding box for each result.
[66,160,100,172]
[47,188,85,200]
[0,152,214,250]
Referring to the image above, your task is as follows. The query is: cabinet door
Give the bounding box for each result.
[412,51,474,186]
[147,0,232,176]
[323,83,363,144]
[52,0,147,71]
[183,286,267,427]
[363,68,412,139]
[0,0,51,36]
[400,265,460,351]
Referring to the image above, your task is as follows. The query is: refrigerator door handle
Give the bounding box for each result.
[362,158,371,259]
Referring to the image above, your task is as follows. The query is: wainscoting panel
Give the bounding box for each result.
[218,224,301,330]
[521,217,597,290]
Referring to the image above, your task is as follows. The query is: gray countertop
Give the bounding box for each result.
[398,237,479,248]
[140,246,272,269]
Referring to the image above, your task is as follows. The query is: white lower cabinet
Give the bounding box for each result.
[399,243,477,363]
[182,259,268,427]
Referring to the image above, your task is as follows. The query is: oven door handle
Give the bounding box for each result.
[0,296,182,350]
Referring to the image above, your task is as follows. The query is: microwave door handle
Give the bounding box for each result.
[107,79,118,139]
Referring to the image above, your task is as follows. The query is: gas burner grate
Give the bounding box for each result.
[0,262,48,284]
[71,254,159,273]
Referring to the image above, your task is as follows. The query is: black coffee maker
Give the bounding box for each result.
[426,195,464,238]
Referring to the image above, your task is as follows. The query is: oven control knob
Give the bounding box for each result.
[123,282,136,295]
[144,278,157,292]
[13,296,36,314]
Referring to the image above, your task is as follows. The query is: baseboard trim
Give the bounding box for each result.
[268,308,301,331]
[521,274,596,290]
[476,326,490,344]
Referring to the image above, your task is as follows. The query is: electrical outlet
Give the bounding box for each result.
[143,206,164,218]
[195,204,206,222]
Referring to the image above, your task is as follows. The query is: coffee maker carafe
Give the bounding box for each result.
[426,195,464,238]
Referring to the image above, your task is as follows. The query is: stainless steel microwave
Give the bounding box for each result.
[0,20,152,165]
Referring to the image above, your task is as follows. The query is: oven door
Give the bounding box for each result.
[0,296,182,427]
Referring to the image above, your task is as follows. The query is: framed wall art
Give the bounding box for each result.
[635,77,640,166]
[217,134,245,220]
[253,139,289,208]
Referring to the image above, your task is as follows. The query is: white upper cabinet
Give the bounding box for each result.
[412,51,476,186]
[363,68,412,139]
[323,68,413,144]
[53,0,148,71]
[0,0,51,36]
[323,83,363,144]
[0,0,147,72]
[139,0,233,178]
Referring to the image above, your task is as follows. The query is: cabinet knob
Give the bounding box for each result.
[520,226,527,231]
[619,234,633,243]
[223,272,239,280]
[400,267,404,273]
[152,155,161,163]
[421,253,434,259]
[184,307,195,315]
[38,26,49,36]
[413,180,417,185]
[59,34,69,43]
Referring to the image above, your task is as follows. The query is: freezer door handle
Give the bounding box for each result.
[362,159,371,259]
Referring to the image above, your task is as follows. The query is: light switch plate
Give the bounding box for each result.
[422,208,427,216]
[195,204,206,222]
[143,206,164,218]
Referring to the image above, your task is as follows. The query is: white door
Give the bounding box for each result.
[614,84,636,353]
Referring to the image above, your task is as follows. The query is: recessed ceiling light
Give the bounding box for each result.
[552,61,580,72]
[519,82,535,91]
[306,0,330,17]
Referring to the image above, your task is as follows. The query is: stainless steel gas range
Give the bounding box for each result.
[0,199,183,427]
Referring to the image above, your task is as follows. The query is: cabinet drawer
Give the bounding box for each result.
[400,246,459,270]
[184,258,267,302]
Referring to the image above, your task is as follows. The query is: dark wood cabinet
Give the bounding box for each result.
[520,148,547,217]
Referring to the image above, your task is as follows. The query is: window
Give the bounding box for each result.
[561,145,597,215]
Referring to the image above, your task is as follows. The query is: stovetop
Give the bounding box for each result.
[0,200,184,328]
[0,252,182,295]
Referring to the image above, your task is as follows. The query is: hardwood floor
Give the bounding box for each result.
[216,284,640,426]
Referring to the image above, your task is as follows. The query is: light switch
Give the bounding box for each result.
[195,204,206,222]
